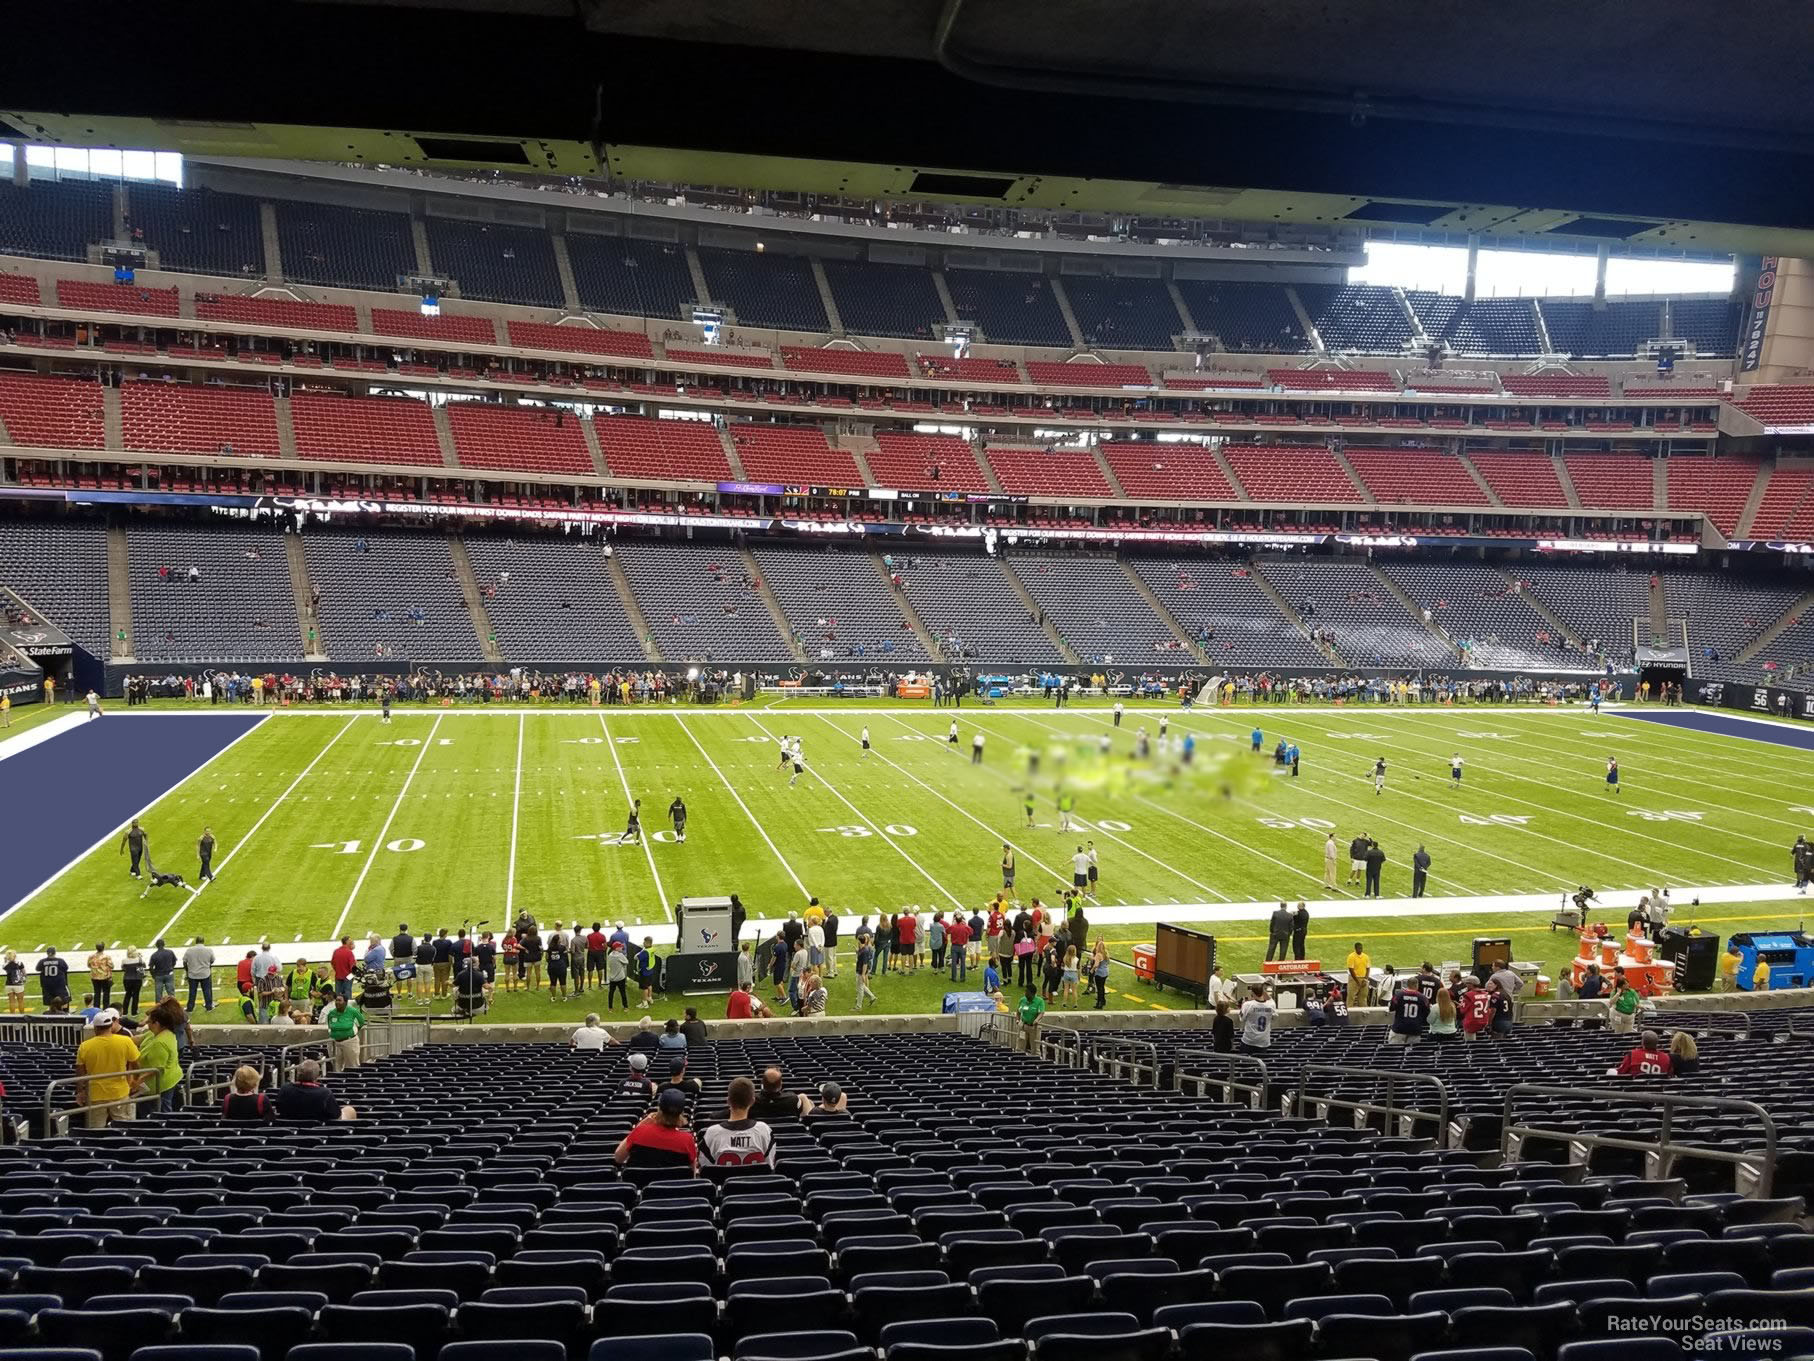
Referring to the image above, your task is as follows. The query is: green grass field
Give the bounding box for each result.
[4,698,1809,1024]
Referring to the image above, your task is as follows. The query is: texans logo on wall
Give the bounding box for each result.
[695,961,721,980]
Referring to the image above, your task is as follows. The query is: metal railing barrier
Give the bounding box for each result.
[1173,1048,1269,1109]
[42,1066,161,1137]
[0,1016,90,1049]
[271,1039,333,1087]
[1091,1035,1161,1089]
[362,1015,433,1062]
[185,1053,261,1106]
[1038,1024,1084,1068]
[1502,1082,1778,1197]
[1293,1063,1453,1146]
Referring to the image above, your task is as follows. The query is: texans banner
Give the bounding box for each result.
[664,950,739,992]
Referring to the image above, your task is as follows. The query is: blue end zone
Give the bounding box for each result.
[1614,708,1814,752]
[0,714,267,911]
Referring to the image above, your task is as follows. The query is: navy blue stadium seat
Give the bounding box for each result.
[1175,1319,1314,1361]
[440,1346,566,1361]
[36,1308,175,1361]
[589,1337,716,1361]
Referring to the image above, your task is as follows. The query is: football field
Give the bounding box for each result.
[2,699,1810,1021]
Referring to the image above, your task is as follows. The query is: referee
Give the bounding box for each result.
[197,826,216,882]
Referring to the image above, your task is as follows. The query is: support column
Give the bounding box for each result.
[1594,243,1609,307]
[10,146,27,187]
[1464,235,1480,304]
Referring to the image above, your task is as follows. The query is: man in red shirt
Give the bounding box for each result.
[946,914,973,981]
[330,937,358,1001]
[614,1088,698,1171]
[725,985,772,1020]
[1611,1030,1674,1077]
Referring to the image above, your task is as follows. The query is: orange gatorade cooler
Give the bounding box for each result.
[1133,943,1156,983]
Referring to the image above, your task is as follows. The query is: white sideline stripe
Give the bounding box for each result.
[153,715,362,944]
[0,715,273,929]
[601,712,670,920]
[746,714,966,910]
[674,717,810,899]
[88,704,1625,719]
[5,881,1805,974]
[330,714,442,940]
[0,712,87,763]
[504,713,524,923]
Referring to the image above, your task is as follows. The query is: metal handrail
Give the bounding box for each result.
[0,1016,89,1049]
[271,1039,333,1086]
[1502,1082,1778,1197]
[1038,1024,1083,1068]
[1091,1035,1161,1089]
[185,1053,260,1106]
[361,1016,432,1061]
[1788,1010,1814,1040]
[1173,1047,1269,1109]
[979,1011,1018,1050]
[1293,1063,1453,1145]
[42,1065,161,1136]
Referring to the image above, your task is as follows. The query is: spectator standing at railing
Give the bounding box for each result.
[148,938,177,1003]
[323,993,367,1071]
[137,1005,183,1114]
[74,1009,142,1127]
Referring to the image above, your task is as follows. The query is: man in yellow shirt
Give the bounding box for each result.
[74,1010,143,1127]
[1345,942,1372,1008]
[1719,944,1742,991]
[1753,957,1773,992]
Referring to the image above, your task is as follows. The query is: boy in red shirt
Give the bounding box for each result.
[1459,977,1496,1039]
[614,1088,698,1171]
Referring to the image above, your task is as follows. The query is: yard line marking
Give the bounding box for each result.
[1268,709,1774,878]
[154,716,361,944]
[675,718,810,899]
[747,714,965,910]
[1180,710,1698,886]
[811,713,1072,888]
[0,715,273,928]
[1385,709,1801,853]
[601,713,671,919]
[882,711,1230,903]
[332,714,443,939]
[505,714,524,923]
[1416,710,1814,830]
[1029,709,1512,895]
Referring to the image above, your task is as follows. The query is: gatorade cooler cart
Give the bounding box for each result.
[1570,930,1672,995]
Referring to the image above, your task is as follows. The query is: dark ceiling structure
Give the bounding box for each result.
[6,0,1814,253]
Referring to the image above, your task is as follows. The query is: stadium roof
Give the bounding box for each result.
[7,0,1814,255]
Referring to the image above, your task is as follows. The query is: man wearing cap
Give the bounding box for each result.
[618,1051,657,1102]
[614,1087,698,1171]
[802,1082,850,1123]
[701,1075,778,1167]
[74,1009,143,1127]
